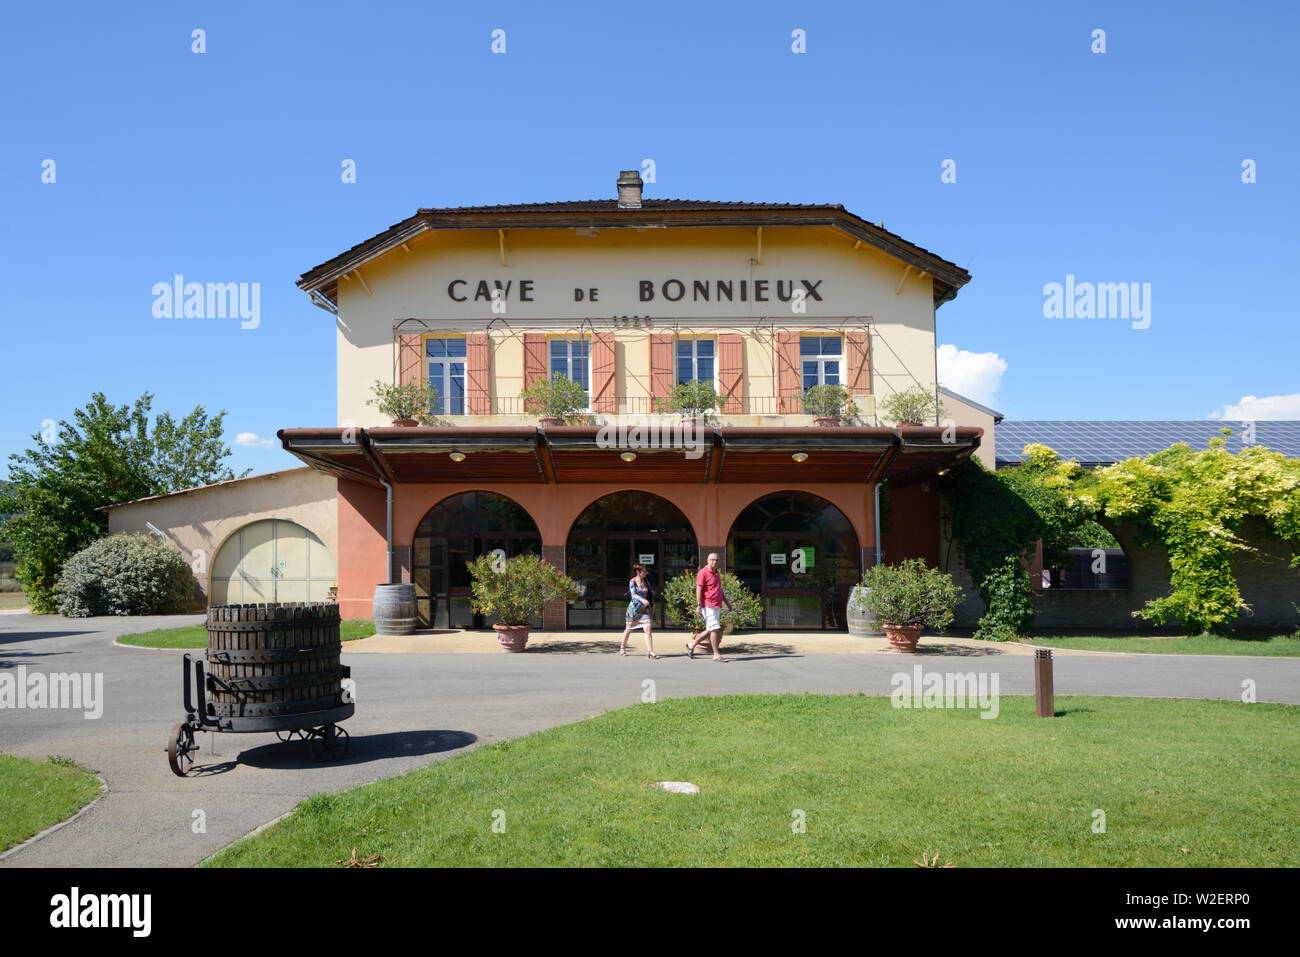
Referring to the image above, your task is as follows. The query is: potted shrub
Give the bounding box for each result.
[368,379,438,426]
[520,373,588,426]
[800,383,852,426]
[880,384,945,427]
[466,553,580,652]
[662,570,762,636]
[856,558,962,652]
[653,380,722,423]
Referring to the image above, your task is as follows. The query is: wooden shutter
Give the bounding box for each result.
[398,334,423,386]
[467,332,490,414]
[776,331,801,413]
[523,333,547,391]
[649,334,673,403]
[718,334,744,413]
[846,330,870,393]
[591,332,616,412]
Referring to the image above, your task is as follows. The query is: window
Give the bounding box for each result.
[800,336,841,389]
[549,339,590,405]
[426,337,466,415]
[676,338,716,387]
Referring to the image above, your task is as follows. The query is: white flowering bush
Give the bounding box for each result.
[57,533,196,617]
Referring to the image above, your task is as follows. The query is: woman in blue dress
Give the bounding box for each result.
[619,563,659,658]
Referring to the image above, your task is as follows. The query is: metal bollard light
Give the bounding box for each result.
[1034,647,1054,717]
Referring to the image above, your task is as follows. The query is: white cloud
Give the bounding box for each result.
[234,432,273,448]
[936,344,1007,409]
[1208,394,1300,420]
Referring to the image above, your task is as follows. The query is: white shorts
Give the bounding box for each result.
[702,606,723,632]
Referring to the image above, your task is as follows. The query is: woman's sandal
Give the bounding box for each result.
[647,652,661,659]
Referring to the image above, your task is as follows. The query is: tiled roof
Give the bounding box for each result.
[995,421,1300,467]
[416,199,843,214]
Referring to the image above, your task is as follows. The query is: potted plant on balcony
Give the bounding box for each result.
[520,373,589,426]
[368,379,438,426]
[467,552,581,652]
[881,384,945,427]
[800,383,853,426]
[654,380,722,428]
[856,558,962,652]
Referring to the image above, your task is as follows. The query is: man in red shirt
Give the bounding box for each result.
[688,552,733,662]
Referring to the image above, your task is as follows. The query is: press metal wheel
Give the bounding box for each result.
[276,729,303,743]
[307,723,350,762]
[167,722,197,777]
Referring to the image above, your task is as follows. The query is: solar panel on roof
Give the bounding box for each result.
[994,421,1300,467]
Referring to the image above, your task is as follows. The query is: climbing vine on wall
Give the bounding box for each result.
[1076,436,1300,634]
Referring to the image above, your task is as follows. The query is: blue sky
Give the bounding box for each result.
[3,0,1296,477]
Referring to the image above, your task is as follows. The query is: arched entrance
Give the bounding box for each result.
[726,491,861,630]
[210,519,336,605]
[565,491,698,629]
[412,491,541,628]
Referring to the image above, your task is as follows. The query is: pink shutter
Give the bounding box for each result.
[591,332,616,412]
[718,334,744,413]
[649,334,673,403]
[846,330,870,393]
[776,331,801,413]
[467,332,489,414]
[398,334,423,386]
[523,333,547,392]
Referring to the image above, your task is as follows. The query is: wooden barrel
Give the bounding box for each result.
[205,603,347,719]
[847,584,883,637]
[373,583,417,635]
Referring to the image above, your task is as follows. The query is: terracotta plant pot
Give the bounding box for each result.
[883,623,923,652]
[814,416,841,427]
[537,416,564,427]
[392,418,418,427]
[494,623,531,652]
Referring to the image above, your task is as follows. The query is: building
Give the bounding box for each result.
[274,171,985,630]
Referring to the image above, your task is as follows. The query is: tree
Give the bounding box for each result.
[0,392,247,613]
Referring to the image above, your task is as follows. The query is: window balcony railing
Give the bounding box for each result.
[479,395,792,416]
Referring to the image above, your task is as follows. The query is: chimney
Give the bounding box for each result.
[616,169,643,209]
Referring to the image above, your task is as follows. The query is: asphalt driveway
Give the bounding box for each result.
[2,610,1297,867]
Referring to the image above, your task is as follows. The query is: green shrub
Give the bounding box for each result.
[880,384,944,426]
[662,570,762,632]
[857,558,962,631]
[653,380,722,417]
[56,533,196,617]
[467,552,580,625]
[800,383,853,419]
[974,555,1035,641]
[520,374,589,419]
[368,379,439,424]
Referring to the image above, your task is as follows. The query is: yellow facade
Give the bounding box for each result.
[332,224,943,429]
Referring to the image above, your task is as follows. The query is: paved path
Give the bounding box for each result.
[1,611,1297,867]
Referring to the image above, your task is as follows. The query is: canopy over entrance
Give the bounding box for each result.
[276,425,982,487]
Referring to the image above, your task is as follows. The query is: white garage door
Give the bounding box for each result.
[210,520,336,605]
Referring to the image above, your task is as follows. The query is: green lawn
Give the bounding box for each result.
[1018,632,1300,656]
[0,591,29,610]
[118,619,375,648]
[207,694,1299,868]
[0,755,102,853]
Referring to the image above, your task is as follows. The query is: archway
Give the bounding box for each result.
[210,519,336,605]
[411,491,541,628]
[565,491,698,629]
[726,491,861,630]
